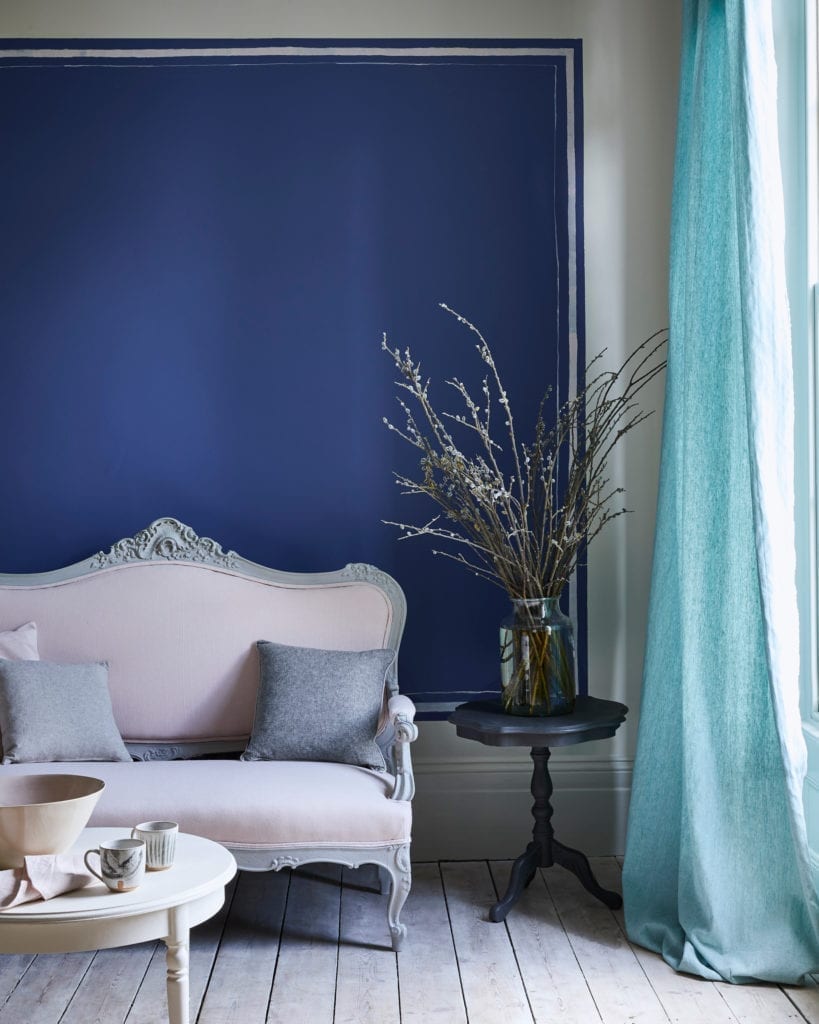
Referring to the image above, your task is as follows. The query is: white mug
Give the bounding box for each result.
[131,820,178,871]
[84,838,145,892]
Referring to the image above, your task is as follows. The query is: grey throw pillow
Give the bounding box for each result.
[0,660,131,764]
[241,641,395,770]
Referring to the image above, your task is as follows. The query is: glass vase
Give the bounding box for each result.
[500,597,577,716]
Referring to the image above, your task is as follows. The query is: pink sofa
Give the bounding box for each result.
[0,518,417,950]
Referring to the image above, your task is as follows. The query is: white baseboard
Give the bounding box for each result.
[410,753,633,862]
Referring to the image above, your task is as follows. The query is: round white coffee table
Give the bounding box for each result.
[0,827,236,1024]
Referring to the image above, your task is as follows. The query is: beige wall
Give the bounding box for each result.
[0,1,681,856]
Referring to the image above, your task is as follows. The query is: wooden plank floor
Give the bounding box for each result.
[2,859,817,1024]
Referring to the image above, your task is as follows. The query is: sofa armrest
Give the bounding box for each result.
[388,694,418,801]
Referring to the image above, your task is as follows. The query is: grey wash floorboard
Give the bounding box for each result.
[784,979,819,1024]
[441,861,534,1024]
[0,860,815,1023]
[266,865,341,1024]
[59,943,156,1024]
[333,865,400,1024]
[396,863,467,1024]
[0,952,94,1024]
[0,953,35,1009]
[544,859,670,1024]
[490,860,602,1024]
[197,870,288,1024]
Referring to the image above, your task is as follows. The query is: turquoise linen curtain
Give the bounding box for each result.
[622,0,819,984]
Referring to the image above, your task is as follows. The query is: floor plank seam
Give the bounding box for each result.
[436,861,471,1024]
[193,875,239,1024]
[587,861,674,1024]
[264,869,292,1024]
[393,935,402,1024]
[541,861,674,1024]
[53,951,97,1024]
[330,870,343,1024]
[0,955,36,1013]
[781,986,813,1024]
[713,982,744,1023]
[121,941,160,1024]
[532,865,605,1024]
[486,862,537,1024]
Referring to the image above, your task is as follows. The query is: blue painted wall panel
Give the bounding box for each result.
[0,42,584,706]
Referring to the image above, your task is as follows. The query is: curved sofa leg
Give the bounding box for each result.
[384,844,412,951]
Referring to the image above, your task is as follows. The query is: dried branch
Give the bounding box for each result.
[382,310,667,599]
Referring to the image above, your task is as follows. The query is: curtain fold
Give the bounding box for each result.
[622,0,819,984]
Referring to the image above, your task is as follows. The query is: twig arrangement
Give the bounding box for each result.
[382,304,667,601]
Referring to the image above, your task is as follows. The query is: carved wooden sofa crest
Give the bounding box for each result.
[0,518,417,949]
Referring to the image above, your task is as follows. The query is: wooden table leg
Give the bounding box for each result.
[490,745,621,922]
[489,746,553,921]
[551,838,622,909]
[489,842,540,921]
[165,905,190,1024]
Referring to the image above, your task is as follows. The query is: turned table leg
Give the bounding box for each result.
[165,906,190,1024]
[490,746,553,921]
[490,745,621,922]
[489,842,540,922]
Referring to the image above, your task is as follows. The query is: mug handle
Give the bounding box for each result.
[130,828,137,839]
[83,849,105,884]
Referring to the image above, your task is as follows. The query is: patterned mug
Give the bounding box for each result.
[84,838,145,892]
[131,820,178,871]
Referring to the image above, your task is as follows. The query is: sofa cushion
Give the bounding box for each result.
[0,661,131,764]
[242,641,394,770]
[0,621,39,661]
[0,761,411,848]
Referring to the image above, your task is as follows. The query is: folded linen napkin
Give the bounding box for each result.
[0,854,94,909]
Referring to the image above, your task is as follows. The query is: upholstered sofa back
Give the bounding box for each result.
[0,520,404,748]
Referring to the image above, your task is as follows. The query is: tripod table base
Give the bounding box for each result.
[489,837,623,922]
[448,697,628,925]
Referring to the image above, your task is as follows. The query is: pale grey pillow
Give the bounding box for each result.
[241,641,395,770]
[0,660,131,764]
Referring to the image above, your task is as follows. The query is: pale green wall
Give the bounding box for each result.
[0,1,681,855]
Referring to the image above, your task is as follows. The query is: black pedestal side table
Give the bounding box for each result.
[449,696,628,923]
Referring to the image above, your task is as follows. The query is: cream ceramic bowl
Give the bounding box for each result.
[0,775,105,869]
